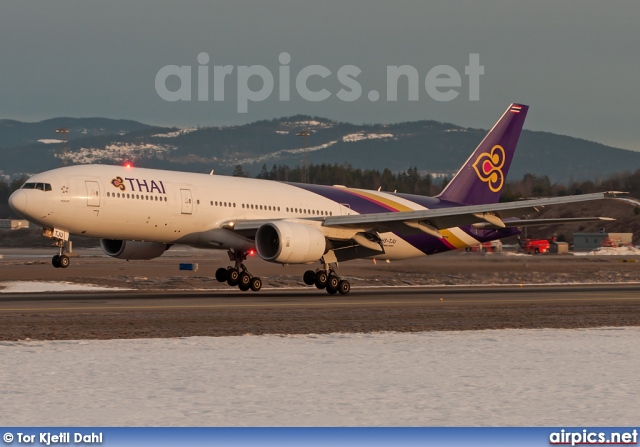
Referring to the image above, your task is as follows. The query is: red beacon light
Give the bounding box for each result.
[124,161,133,168]
[249,249,255,256]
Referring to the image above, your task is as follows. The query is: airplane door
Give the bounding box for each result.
[180,189,193,214]
[85,181,100,207]
[340,203,352,215]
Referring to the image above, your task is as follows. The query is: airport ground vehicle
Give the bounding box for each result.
[521,239,551,254]
[464,241,502,253]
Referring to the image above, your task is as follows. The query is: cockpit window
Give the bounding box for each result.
[22,182,52,191]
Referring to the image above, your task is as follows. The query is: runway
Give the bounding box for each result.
[1,284,640,341]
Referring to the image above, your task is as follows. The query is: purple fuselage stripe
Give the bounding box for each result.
[285,182,395,214]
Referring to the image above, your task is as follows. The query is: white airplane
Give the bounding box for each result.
[8,104,630,294]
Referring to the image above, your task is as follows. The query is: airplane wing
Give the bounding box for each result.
[224,191,634,239]
[321,191,632,236]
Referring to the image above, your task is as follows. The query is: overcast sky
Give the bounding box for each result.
[1,1,639,150]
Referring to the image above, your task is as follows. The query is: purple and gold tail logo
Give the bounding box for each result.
[472,145,505,192]
[111,176,126,191]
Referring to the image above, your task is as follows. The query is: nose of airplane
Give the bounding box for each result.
[8,190,28,217]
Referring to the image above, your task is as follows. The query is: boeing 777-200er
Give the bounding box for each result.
[8,104,633,294]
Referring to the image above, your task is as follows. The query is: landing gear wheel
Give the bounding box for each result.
[250,277,262,292]
[327,275,340,292]
[217,250,264,292]
[58,255,70,269]
[303,270,316,285]
[315,270,328,289]
[326,287,338,295]
[52,255,61,268]
[227,268,239,286]
[338,280,351,295]
[215,267,228,282]
[238,271,251,290]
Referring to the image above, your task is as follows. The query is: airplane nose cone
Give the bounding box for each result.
[8,190,28,216]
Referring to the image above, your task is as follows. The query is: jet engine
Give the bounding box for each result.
[100,239,170,260]
[256,221,327,264]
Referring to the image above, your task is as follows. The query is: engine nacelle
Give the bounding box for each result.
[100,239,169,260]
[256,221,327,264]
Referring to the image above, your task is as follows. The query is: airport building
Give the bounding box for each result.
[0,219,30,230]
[573,232,633,251]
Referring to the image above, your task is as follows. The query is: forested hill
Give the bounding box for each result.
[1,115,639,183]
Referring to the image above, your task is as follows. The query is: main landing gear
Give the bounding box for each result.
[215,250,262,292]
[51,238,70,269]
[303,266,351,295]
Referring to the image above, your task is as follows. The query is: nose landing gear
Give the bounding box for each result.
[215,250,262,292]
[51,239,71,269]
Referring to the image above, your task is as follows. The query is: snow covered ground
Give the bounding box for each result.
[0,281,129,293]
[1,328,639,426]
[573,246,640,256]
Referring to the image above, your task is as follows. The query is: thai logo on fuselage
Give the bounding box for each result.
[472,145,505,192]
[111,177,126,191]
[111,177,166,194]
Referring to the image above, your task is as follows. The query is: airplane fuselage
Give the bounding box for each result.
[9,164,514,260]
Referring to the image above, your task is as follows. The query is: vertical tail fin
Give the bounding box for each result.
[438,103,528,205]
